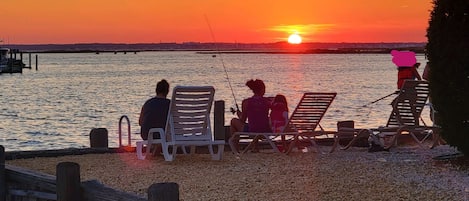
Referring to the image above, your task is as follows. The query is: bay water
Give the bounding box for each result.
[0,51,430,151]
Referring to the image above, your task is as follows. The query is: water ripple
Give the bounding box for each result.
[0,52,430,151]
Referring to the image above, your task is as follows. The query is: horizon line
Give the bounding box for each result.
[2,41,428,46]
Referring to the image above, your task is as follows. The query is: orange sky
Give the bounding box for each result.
[1,0,433,44]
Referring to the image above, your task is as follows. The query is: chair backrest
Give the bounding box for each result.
[386,80,429,127]
[165,86,215,142]
[284,92,337,134]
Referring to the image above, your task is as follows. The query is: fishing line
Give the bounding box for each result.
[362,90,399,107]
[357,90,398,119]
[204,15,239,113]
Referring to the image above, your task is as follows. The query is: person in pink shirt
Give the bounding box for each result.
[270,94,289,133]
[270,94,290,152]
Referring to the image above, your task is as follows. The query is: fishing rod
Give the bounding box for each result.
[362,90,399,107]
[204,15,239,113]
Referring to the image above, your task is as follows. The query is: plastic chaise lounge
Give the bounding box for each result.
[136,86,225,161]
[370,80,438,149]
[229,92,337,154]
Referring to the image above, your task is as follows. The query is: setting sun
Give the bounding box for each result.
[288,33,302,44]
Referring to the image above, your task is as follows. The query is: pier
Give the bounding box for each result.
[0,48,38,74]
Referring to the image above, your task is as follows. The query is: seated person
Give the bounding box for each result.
[139,79,170,140]
[270,94,289,133]
[230,79,272,152]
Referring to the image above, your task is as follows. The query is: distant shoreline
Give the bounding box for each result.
[8,48,426,54]
[196,48,426,54]
[2,42,426,54]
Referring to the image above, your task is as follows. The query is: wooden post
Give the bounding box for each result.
[214,100,225,141]
[147,182,179,201]
[90,128,108,148]
[35,55,38,71]
[28,53,31,68]
[56,162,82,201]
[0,146,6,201]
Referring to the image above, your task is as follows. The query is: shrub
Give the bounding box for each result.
[426,0,469,154]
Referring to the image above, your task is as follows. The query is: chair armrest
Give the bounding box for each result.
[148,128,165,141]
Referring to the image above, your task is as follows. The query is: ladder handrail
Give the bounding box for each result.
[118,115,131,147]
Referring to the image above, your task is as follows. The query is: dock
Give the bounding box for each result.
[0,48,38,74]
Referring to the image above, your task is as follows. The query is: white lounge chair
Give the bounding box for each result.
[364,80,437,150]
[229,92,337,154]
[136,86,225,161]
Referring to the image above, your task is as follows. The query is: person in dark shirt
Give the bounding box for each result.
[229,79,272,152]
[139,79,170,140]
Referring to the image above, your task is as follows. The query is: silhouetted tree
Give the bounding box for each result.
[426,0,469,154]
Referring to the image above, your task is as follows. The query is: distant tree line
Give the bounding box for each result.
[3,42,426,53]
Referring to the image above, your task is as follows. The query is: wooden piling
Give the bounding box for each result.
[0,146,6,201]
[28,53,32,68]
[56,162,82,201]
[90,128,109,148]
[214,100,225,141]
[35,55,38,70]
[148,182,179,201]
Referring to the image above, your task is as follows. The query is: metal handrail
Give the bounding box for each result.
[118,115,131,147]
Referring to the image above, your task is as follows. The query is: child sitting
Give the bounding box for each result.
[270,94,289,133]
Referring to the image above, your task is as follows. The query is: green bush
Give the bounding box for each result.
[426,0,469,154]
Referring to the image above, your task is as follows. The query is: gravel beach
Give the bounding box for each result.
[6,144,469,201]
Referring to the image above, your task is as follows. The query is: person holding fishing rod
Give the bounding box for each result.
[363,50,422,107]
[392,50,422,89]
[397,62,422,89]
[229,79,272,153]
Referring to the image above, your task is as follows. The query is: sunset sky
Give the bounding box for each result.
[1,0,433,44]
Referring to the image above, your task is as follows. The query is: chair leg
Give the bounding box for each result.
[263,135,281,153]
[330,134,339,153]
[285,135,298,154]
[430,128,445,149]
[209,144,224,160]
[147,138,154,158]
[241,135,261,154]
[308,137,323,154]
[409,131,426,148]
[136,141,147,160]
[161,142,175,161]
[217,144,225,159]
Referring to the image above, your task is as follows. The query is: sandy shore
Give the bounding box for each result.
[6,144,469,201]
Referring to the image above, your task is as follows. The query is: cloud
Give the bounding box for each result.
[268,24,335,35]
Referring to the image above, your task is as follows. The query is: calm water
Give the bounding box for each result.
[0,51,430,151]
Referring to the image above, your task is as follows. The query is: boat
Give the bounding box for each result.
[0,48,25,74]
[0,48,8,72]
